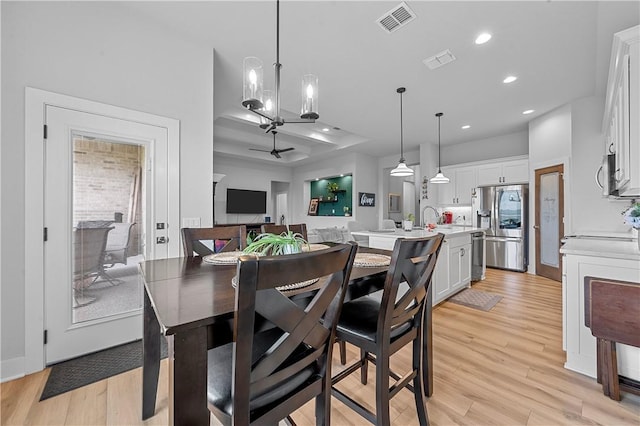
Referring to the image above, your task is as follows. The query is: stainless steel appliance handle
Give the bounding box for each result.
[594,165,604,189]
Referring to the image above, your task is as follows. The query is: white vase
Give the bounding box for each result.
[403,220,413,231]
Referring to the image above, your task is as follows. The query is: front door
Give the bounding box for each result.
[534,164,564,282]
[44,105,172,363]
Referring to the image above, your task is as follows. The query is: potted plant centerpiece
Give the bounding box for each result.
[243,230,309,256]
[622,202,640,250]
[403,213,415,231]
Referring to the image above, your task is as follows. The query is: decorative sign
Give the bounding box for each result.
[358,192,375,207]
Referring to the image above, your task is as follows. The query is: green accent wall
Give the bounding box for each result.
[310,176,352,216]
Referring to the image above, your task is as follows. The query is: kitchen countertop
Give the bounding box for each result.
[560,237,640,261]
[351,226,486,239]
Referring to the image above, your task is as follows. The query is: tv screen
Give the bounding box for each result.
[226,189,267,214]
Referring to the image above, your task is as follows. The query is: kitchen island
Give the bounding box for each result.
[351,226,485,305]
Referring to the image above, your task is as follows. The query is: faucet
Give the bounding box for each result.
[420,205,441,227]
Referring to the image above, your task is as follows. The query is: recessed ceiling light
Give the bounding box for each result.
[322,128,330,132]
[315,178,319,181]
[461,125,471,129]
[475,33,492,45]
[340,174,344,177]
[522,109,535,115]
[503,76,517,84]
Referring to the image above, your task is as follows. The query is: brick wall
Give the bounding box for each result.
[73,138,144,255]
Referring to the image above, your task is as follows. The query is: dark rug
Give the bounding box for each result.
[448,288,503,311]
[40,338,167,401]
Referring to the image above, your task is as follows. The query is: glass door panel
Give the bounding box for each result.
[72,134,146,324]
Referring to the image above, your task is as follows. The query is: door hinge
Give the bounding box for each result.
[43,124,48,139]
[44,329,48,345]
[43,227,48,242]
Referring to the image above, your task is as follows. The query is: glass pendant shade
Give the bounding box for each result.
[242,57,264,110]
[430,171,450,183]
[391,161,414,177]
[301,74,319,119]
[259,90,275,126]
[430,112,449,184]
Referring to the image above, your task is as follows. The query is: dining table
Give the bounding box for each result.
[140,245,434,425]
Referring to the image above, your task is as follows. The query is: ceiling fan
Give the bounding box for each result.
[249,131,294,159]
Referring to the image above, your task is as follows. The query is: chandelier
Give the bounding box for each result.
[241,0,319,133]
[390,87,414,177]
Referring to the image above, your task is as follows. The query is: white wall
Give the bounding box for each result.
[213,155,293,225]
[528,104,572,274]
[443,130,529,166]
[1,2,213,372]
[570,96,631,234]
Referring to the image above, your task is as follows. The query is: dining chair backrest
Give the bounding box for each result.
[377,234,444,341]
[181,225,247,257]
[288,223,308,240]
[261,223,308,241]
[229,242,358,424]
[260,224,287,235]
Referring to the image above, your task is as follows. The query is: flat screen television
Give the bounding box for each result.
[226,189,267,214]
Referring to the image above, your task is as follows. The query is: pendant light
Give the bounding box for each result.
[430,112,449,183]
[241,0,319,133]
[390,87,414,177]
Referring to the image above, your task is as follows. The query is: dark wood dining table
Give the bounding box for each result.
[140,246,433,425]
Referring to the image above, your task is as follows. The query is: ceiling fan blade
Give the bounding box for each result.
[249,148,271,153]
[275,147,295,154]
[272,151,282,159]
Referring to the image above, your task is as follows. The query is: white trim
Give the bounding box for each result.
[24,87,180,374]
[0,357,25,383]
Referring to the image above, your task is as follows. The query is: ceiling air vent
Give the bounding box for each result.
[423,49,457,70]
[376,2,416,34]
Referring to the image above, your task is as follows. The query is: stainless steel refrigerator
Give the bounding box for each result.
[474,184,528,272]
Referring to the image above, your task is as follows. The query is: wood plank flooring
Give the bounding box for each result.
[2,269,639,425]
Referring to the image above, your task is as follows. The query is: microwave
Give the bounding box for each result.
[595,154,617,197]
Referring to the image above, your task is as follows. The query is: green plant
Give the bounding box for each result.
[405,213,415,222]
[327,182,339,192]
[242,231,308,256]
[622,202,640,229]
[343,206,350,213]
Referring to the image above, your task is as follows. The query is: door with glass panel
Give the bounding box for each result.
[44,105,170,364]
[534,165,564,282]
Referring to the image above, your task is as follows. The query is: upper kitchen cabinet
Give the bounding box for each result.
[603,25,639,197]
[438,166,477,205]
[476,158,529,186]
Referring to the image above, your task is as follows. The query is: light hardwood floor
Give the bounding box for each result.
[2,269,639,425]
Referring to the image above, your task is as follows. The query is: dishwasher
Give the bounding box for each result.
[471,231,485,281]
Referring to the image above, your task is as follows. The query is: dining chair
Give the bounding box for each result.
[261,223,308,241]
[181,225,247,257]
[206,242,358,425]
[331,234,444,426]
[260,224,287,235]
[288,223,308,240]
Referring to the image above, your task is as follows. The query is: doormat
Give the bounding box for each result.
[40,339,167,401]
[448,288,502,311]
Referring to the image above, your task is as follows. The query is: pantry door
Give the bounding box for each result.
[534,164,564,282]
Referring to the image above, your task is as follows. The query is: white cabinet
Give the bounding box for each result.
[561,242,640,380]
[433,234,472,305]
[603,25,639,197]
[477,159,529,186]
[437,166,477,205]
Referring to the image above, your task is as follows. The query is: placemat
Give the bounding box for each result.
[353,253,391,267]
[302,243,331,252]
[231,276,320,291]
[203,251,244,265]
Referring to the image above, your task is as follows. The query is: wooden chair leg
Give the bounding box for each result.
[339,340,347,365]
[360,348,369,385]
[413,335,429,425]
[375,351,392,426]
[596,338,603,384]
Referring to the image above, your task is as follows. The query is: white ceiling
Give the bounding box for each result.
[123,1,639,166]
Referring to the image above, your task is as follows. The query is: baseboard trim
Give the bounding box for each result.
[1,357,26,383]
